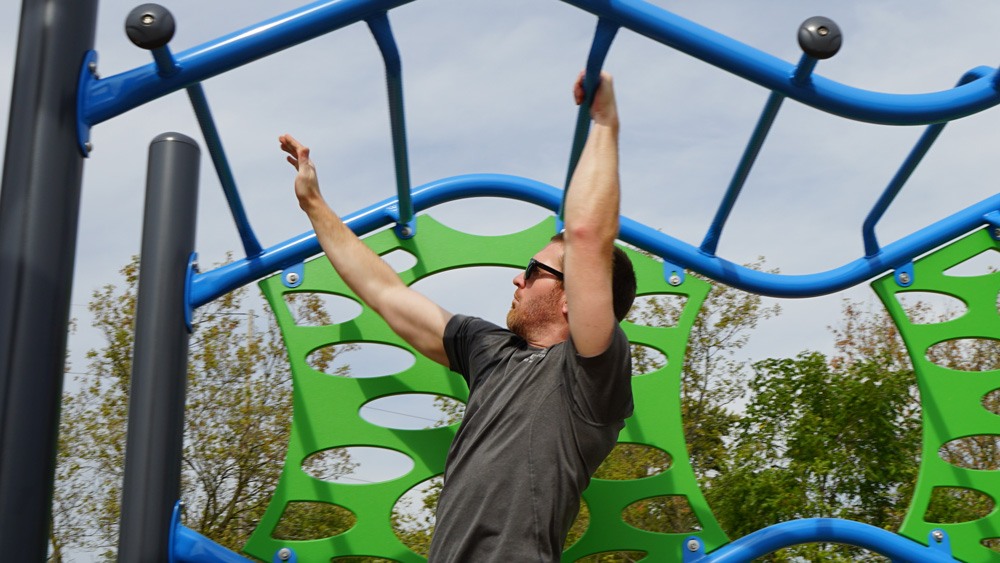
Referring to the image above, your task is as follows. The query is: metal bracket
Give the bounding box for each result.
[984,210,1000,240]
[384,204,416,239]
[894,262,914,288]
[281,262,305,289]
[76,50,99,157]
[682,536,706,563]
[665,260,685,287]
[927,529,953,558]
[273,546,298,563]
[184,253,198,333]
[168,501,183,563]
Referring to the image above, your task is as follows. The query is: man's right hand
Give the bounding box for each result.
[573,70,619,130]
[279,134,323,213]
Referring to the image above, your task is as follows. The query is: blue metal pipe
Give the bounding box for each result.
[83,0,1000,133]
[861,67,990,257]
[560,17,619,219]
[366,11,414,235]
[173,525,257,563]
[559,0,1000,125]
[693,519,952,563]
[189,173,1000,307]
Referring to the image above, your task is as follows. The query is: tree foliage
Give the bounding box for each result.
[51,257,356,561]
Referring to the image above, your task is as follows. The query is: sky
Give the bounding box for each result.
[4,0,1000,557]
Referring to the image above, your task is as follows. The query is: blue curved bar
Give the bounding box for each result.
[83,0,1000,130]
[172,524,256,563]
[189,173,1000,307]
[696,519,952,563]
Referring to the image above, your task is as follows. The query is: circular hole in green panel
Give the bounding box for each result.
[939,436,1000,470]
[564,499,589,550]
[925,487,995,523]
[410,266,521,328]
[593,443,671,480]
[304,447,414,484]
[283,292,363,326]
[360,394,466,429]
[627,294,688,328]
[622,496,702,533]
[926,339,1000,372]
[271,501,356,540]
[309,343,416,378]
[380,249,418,273]
[895,291,967,324]
[572,551,647,563]
[631,344,666,376]
[943,248,1000,277]
[983,389,1000,416]
[391,474,443,558]
[982,538,1000,553]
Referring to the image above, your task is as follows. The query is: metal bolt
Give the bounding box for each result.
[278,547,292,561]
[88,61,97,73]
[285,272,300,285]
[817,26,829,36]
[686,539,700,552]
[84,141,93,153]
[399,225,413,237]
[932,530,944,542]
[993,227,1000,239]
[898,272,910,285]
[141,13,155,25]
[668,274,682,286]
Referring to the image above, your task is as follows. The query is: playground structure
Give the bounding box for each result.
[4,0,1000,561]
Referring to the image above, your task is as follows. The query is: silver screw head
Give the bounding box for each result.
[88,61,97,73]
[84,141,93,152]
[817,26,829,36]
[399,226,413,237]
[278,547,292,561]
[993,227,1000,239]
[285,272,300,285]
[669,274,681,286]
[898,272,911,285]
[932,530,944,542]
[686,539,700,552]
[141,13,155,25]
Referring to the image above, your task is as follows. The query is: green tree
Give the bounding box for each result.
[51,257,356,561]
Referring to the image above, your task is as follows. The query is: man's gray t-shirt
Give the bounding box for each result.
[427,315,633,563]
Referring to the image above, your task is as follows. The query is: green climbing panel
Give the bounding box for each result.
[873,228,1000,563]
[244,215,728,562]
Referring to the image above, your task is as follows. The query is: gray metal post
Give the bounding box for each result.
[118,133,200,563]
[0,0,98,559]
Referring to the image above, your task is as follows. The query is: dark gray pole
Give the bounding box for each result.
[0,0,98,559]
[118,133,200,563]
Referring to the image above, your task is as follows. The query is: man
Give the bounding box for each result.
[280,70,636,562]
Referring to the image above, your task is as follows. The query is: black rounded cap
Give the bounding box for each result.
[126,4,175,50]
[797,16,842,60]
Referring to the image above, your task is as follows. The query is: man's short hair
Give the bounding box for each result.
[550,233,637,322]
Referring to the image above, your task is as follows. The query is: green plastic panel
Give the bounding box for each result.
[244,215,727,562]
[873,228,1000,563]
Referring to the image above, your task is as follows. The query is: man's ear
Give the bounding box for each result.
[561,295,569,316]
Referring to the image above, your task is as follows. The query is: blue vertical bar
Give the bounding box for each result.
[367,12,414,237]
[560,18,619,220]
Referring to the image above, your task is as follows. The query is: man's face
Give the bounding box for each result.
[507,243,566,339]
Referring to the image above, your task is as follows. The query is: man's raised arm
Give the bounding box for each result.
[280,134,453,366]
[561,71,622,357]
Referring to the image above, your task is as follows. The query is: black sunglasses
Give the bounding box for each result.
[525,258,564,281]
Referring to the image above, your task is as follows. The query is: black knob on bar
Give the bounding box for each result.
[126,4,175,50]
[798,16,841,60]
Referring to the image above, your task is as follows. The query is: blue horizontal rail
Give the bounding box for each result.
[189,173,1000,307]
[81,0,1000,130]
[687,519,954,563]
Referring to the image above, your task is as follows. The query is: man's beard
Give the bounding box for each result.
[506,285,563,341]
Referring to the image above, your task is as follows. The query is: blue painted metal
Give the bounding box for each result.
[185,253,198,333]
[663,260,685,287]
[894,262,914,288]
[80,0,1000,141]
[701,54,822,255]
[682,536,705,562]
[691,519,956,563]
[189,173,1000,306]
[367,11,415,238]
[861,68,989,257]
[76,51,99,156]
[280,262,305,289]
[172,524,258,563]
[560,17,619,218]
[985,210,1000,240]
[271,547,297,563]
